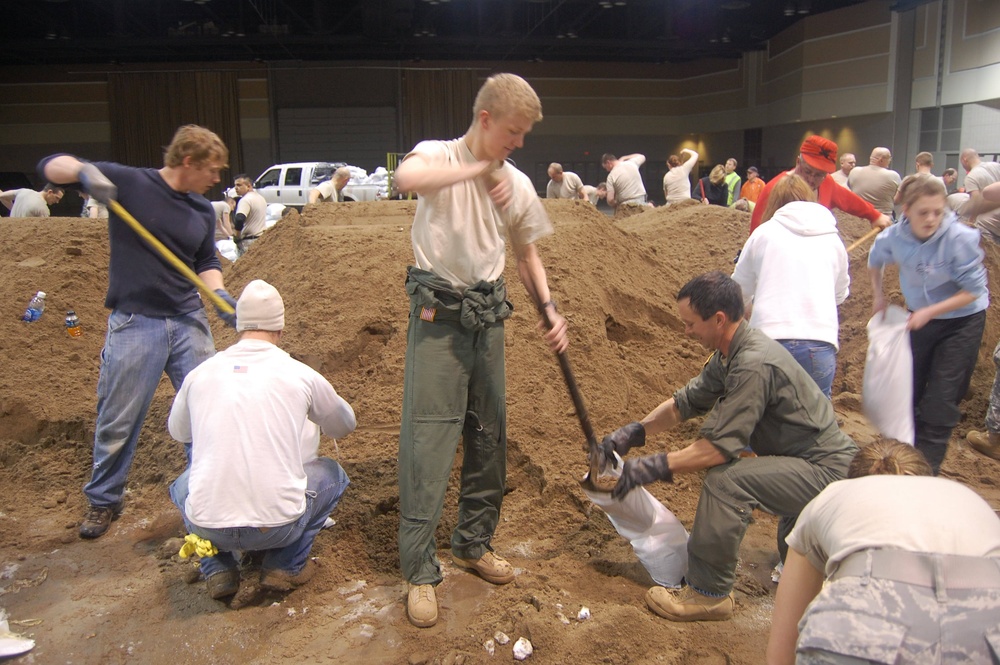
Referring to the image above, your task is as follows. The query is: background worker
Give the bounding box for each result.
[232,174,267,257]
[393,73,568,629]
[602,152,647,208]
[829,152,855,187]
[662,149,699,205]
[0,183,64,217]
[740,166,764,204]
[600,271,857,623]
[869,174,988,474]
[913,150,934,175]
[168,280,356,601]
[766,440,1000,665]
[581,183,607,206]
[723,158,742,206]
[211,197,237,262]
[959,148,1000,243]
[848,147,901,217]
[545,162,586,200]
[750,136,890,235]
[694,165,728,206]
[941,167,958,193]
[308,166,351,204]
[40,124,239,539]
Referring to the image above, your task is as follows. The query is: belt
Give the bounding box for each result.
[832,549,1000,590]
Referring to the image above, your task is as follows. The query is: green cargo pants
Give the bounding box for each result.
[686,452,851,596]
[398,269,510,586]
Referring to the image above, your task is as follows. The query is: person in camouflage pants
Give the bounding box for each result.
[767,440,1000,664]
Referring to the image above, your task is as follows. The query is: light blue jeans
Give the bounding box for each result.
[83,309,215,508]
[169,457,349,577]
[778,339,837,399]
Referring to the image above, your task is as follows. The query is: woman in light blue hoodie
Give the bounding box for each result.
[869,174,988,474]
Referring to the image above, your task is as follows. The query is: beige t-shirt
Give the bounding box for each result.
[662,153,698,204]
[582,185,599,205]
[830,170,850,187]
[787,475,1000,578]
[211,200,232,240]
[546,171,584,199]
[313,179,341,202]
[236,190,268,237]
[607,160,646,205]
[964,161,1000,238]
[847,165,901,214]
[408,138,553,290]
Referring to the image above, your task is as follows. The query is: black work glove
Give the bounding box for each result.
[600,421,646,470]
[612,452,673,500]
[214,289,237,328]
[79,163,117,205]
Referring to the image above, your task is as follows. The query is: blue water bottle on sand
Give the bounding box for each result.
[21,291,46,322]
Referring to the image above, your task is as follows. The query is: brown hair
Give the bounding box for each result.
[163,125,229,169]
[667,154,681,168]
[915,151,934,167]
[758,173,816,223]
[709,164,726,186]
[847,440,933,479]
[897,172,946,209]
[473,73,543,123]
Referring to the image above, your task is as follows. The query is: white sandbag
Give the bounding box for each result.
[863,305,914,444]
[216,238,237,262]
[583,454,688,587]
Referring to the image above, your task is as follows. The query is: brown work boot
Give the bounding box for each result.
[205,569,240,600]
[260,559,316,592]
[407,583,438,628]
[966,430,1000,460]
[79,503,123,539]
[452,551,516,585]
[645,585,734,622]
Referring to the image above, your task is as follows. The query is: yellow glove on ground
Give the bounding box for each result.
[178,533,218,559]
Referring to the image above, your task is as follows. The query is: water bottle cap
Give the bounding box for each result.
[37,291,46,298]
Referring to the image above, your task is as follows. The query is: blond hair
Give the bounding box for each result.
[897,172,946,209]
[164,125,229,169]
[709,164,726,186]
[759,174,816,223]
[847,440,933,479]
[473,73,543,123]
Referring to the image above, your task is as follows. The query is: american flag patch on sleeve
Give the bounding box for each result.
[233,365,248,373]
[419,307,436,322]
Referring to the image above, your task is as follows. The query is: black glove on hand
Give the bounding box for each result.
[612,452,673,500]
[599,421,646,469]
[79,163,117,205]
[214,289,238,328]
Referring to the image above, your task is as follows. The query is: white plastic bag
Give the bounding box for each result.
[862,305,914,444]
[583,454,688,587]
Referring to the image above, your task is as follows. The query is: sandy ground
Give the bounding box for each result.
[2,198,1000,665]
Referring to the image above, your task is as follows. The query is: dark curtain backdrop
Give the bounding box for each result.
[108,71,243,199]
[401,69,478,148]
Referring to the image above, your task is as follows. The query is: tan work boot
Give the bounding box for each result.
[260,559,316,592]
[966,430,1000,460]
[452,551,516,585]
[407,583,438,628]
[645,585,734,622]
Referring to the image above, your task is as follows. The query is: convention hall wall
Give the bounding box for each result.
[0,0,998,201]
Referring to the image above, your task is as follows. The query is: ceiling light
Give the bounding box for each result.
[784,3,796,16]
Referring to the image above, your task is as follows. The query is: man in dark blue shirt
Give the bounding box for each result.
[41,124,239,539]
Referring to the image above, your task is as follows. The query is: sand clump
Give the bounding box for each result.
[2,199,1000,664]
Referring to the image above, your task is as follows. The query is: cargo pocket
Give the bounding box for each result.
[797,610,907,664]
[412,414,464,481]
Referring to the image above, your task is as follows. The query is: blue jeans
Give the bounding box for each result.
[83,309,215,508]
[169,457,350,577]
[778,339,837,399]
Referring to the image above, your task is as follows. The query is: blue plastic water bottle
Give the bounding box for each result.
[21,291,46,322]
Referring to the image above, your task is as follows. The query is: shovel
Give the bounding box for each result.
[535,299,613,494]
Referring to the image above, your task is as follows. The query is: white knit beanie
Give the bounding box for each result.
[236,279,284,332]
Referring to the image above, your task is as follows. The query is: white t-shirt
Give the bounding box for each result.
[964,161,1000,238]
[407,137,553,290]
[732,201,849,349]
[10,189,50,217]
[167,339,356,528]
[581,185,600,205]
[607,159,646,205]
[662,152,698,204]
[787,475,1000,577]
[235,190,268,237]
[546,171,584,199]
[313,179,342,202]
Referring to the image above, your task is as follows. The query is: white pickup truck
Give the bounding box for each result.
[252,161,387,208]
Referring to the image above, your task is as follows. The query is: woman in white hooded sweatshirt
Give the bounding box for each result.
[732,174,849,398]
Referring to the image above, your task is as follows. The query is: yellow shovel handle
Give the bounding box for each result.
[108,199,234,314]
[845,226,881,253]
